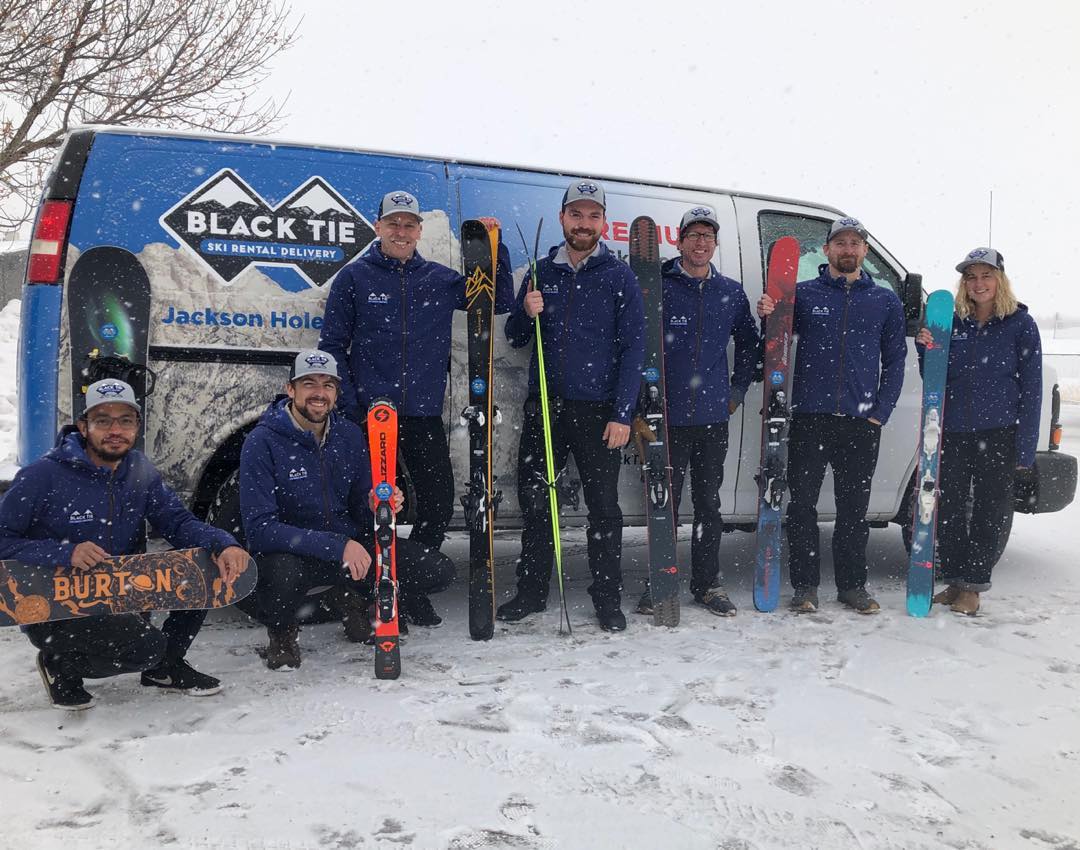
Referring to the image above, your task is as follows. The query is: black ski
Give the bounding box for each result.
[460,218,502,641]
[629,216,680,627]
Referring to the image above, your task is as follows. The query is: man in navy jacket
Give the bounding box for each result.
[637,206,760,618]
[239,351,455,670]
[758,218,907,614]
[498,180,645,632]
[319,191,513,559]
[0,380,249,709]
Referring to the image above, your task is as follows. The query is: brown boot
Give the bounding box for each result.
[266,625,301,670]
[932,585,960,606]
[949,590,980,616]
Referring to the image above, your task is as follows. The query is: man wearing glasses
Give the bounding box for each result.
[320,190,513,627]
[636,207,760,618]
[757,218,907,614]
[0,380,250,709]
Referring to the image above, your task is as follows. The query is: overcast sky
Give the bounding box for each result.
[266,0,1078,320]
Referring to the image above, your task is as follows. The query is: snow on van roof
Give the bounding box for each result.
[72,124,845,217]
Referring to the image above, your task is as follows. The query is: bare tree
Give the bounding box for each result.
[0,0,298,230]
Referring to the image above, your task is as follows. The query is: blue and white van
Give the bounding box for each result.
[15,126,1076,555]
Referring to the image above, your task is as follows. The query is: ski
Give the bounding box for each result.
[515,220,572,635]
[754,236,800,612]
[907,289,955,617]
[368,398,401,679]
[460,218,502,641]
[66,247,152,448]
[629,216,680,627]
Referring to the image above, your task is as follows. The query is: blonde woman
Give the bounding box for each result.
[916,248,1042,615]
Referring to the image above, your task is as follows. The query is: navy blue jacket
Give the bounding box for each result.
[505,242,645,424]
[320,240,513,421]
[917,306,1042,467]
[790,265,907,424]
[239,398,372,561]
[0,429,237,566]
[661,258,760,426]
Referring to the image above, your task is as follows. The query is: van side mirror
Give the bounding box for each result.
[902,272,923,336]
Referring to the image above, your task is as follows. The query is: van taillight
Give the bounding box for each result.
[27,200,73,283]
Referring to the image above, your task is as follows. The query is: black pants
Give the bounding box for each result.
[255,537,456,630]
[24,609,205,682]
[400,416,455,551]
[786,414,882,592]
[937,426,1016,591]
[515,398,624,606]
[668,422,729,596]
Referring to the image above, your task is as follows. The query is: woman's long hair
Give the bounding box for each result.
[954,266,1018,320]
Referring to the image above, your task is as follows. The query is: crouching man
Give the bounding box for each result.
[239,350,455,670]
[0,380,249,709]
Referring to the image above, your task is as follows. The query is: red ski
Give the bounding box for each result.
[368,398,401,679]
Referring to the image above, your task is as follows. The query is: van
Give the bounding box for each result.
[15,126,1077,558]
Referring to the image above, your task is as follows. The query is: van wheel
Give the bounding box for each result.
[895,471,1014,565]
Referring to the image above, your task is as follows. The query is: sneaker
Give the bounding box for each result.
[266,625,301,671]
[789,587,819,613]
[36,651,94,711]
[837,587,881,614]
[932,585,961,606]
[496,593,547,622]
[635,589,654,615]
[950,590,980,616]
[694,586,737,617]
[141,659,222,696]
[401,592,443,627]
[596,600,627,633]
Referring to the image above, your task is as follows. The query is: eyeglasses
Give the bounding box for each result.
[682,232,716,244]
[88,414,140,431]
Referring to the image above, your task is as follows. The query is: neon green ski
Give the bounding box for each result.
[517,221,572,635]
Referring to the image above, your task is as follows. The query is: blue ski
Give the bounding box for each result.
[907,289,955,617]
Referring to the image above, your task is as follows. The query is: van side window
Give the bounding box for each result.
[758,211,901,295]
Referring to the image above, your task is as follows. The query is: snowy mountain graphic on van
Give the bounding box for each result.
[159,169,375,288]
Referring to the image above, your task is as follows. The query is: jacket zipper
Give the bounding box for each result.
[106,468,115,554]
[316,442,333,529]
[399,264,408,416]
[688,279,705,423]
[834,281,853,414]
[557,268,578,400]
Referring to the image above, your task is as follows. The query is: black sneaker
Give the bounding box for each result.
[496,594,546,622]
[789,587,819,613]
[837,587,880,614]
[401,592,443,627]
[635,589,654,615]
[36,651,94,711]
[265,625,301,671]
[694,586,737,617]
[141,659,222,696]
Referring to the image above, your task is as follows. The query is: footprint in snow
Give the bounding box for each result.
[771,764,822,797]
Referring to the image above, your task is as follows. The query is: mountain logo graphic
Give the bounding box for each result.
[160,169,376,288]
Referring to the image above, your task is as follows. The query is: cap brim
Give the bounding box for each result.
[84,399,141,414]
[378,208,423,222]
[680,217,719,232]
[562,197,605,210]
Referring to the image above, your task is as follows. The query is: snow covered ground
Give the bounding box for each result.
[0,298,1078,848]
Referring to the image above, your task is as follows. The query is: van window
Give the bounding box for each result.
[758,211,901,294]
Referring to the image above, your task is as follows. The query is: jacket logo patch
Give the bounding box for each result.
[160,169,376,289]
[811,306,831,316]
[368,292,390,304]
[69,510,94,524]
[288,467,308,481]
[952,330,969,340]
[669,315,689,327]
[541,283,559,294]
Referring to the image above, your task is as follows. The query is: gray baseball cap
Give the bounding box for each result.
[378,190,423,221]
[956,247,1005,273]
[290,349,340,381]
[679,206,719,234]
[561,179,606,210]
[827,217,868,242]
[84,379,140,415]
